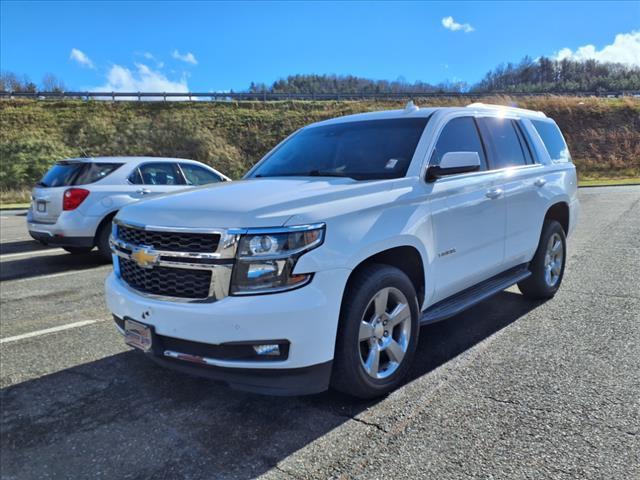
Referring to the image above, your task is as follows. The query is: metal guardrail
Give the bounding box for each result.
[1,90,638,101]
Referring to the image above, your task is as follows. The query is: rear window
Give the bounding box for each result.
[531,120,572,163]
[38,162,122,187]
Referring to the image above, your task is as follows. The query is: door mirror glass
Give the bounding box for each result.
[426,152,481,182]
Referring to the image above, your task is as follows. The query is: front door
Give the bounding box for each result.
[426,116,507,303]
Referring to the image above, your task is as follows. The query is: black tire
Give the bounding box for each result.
[63,246,93,254]
[331,264,420,399]
[518,219,566,300]
[96,220,113,262]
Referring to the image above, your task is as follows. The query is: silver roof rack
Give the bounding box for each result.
[466,102,546,118]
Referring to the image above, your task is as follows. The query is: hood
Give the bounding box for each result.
[116,177,413,229]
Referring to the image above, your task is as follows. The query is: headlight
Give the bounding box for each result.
[230,224,325,295]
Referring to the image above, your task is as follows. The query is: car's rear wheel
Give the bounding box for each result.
[518,219,566,299]
[331,264,420,399]
[63,246,93,254]
[96,220,113,262]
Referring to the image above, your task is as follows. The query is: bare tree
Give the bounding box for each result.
[41,73,66,92]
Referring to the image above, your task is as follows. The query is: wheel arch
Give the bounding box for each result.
[344,245,426,310]
[544,201,569,234]
[93,210,119,244]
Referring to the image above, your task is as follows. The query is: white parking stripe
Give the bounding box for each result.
[0,248,65,261]
[0,319,107,344]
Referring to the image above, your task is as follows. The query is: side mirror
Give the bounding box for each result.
[426,152,481,182]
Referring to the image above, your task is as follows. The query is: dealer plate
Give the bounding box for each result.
[124,319,152,352]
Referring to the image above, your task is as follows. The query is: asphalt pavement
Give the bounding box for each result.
[1,186,638,479]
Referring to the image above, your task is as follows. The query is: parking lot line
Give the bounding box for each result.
[0,319,106,344]
[0,248,66,261]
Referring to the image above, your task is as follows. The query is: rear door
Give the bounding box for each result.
[127,162,187,199]
[428,116,507,302]
[477,117,547,267]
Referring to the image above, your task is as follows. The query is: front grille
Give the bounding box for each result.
[119,258,212,299]
[118,225,219,253]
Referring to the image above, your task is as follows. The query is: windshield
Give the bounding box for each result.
[38,161,122,187]
[248,117,430,181]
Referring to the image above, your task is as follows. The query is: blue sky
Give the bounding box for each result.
[1,1,639,92]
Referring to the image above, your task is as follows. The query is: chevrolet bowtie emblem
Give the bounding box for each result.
[131,246,160,268]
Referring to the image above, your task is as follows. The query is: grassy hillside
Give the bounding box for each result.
[1,96,638,202]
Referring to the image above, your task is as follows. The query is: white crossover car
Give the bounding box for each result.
[106,103,579,398]
[27,157,229,260]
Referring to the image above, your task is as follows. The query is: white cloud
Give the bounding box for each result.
[92,63,189,93]
[172,49,198,65]
[554,31,640,66]
[69,48,95,68]
[442,16,474,33]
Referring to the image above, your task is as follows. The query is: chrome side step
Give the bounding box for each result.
[420,264,531,325]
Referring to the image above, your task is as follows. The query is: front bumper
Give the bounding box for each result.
[113,315,331,395]
[105,268,350,395]
[27,209,98,247]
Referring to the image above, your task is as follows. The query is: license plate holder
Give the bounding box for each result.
[36,201,46,213]
[124,319,152,352]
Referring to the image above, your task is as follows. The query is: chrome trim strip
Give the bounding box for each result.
[163,349,286,368]
[244,223,325,235]
[114,217,240,235]
[111,238,230,264]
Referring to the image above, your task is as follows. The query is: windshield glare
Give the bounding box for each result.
[249,117,429,181]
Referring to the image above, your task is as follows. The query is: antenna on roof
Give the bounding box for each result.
[405,100,419,113]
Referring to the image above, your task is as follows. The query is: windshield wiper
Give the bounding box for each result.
[307,170,354,179]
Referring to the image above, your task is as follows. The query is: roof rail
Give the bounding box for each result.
[466,102,546,118]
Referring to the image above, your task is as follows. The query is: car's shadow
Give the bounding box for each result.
[0,291,542,479]
[0,249,109,281]
[0,239,57,256]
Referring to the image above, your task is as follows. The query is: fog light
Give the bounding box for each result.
[253,344,280,356]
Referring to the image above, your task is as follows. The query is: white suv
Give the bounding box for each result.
[105,103,579,398]
[27,157,229,260]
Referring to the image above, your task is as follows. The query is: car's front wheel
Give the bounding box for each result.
[331,264,420,399]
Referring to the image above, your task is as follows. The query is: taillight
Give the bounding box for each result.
[63,188,90,211]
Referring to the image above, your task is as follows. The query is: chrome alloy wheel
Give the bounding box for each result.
[358,287,412,379]
[544,232,564,287]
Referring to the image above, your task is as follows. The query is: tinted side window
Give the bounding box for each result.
[180,164,222,186]
[531,120,572,163]
[430,117,487,169]
[513,121,535,164]
[138,163,183,185]
[74,163,123,185]
[128,167,143,185]
[39,162,122,187]
[478,118,527,169]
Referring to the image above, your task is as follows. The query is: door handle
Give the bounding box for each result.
[534,178,547,188]
[137,188,151,195]
[485,188,504,199]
